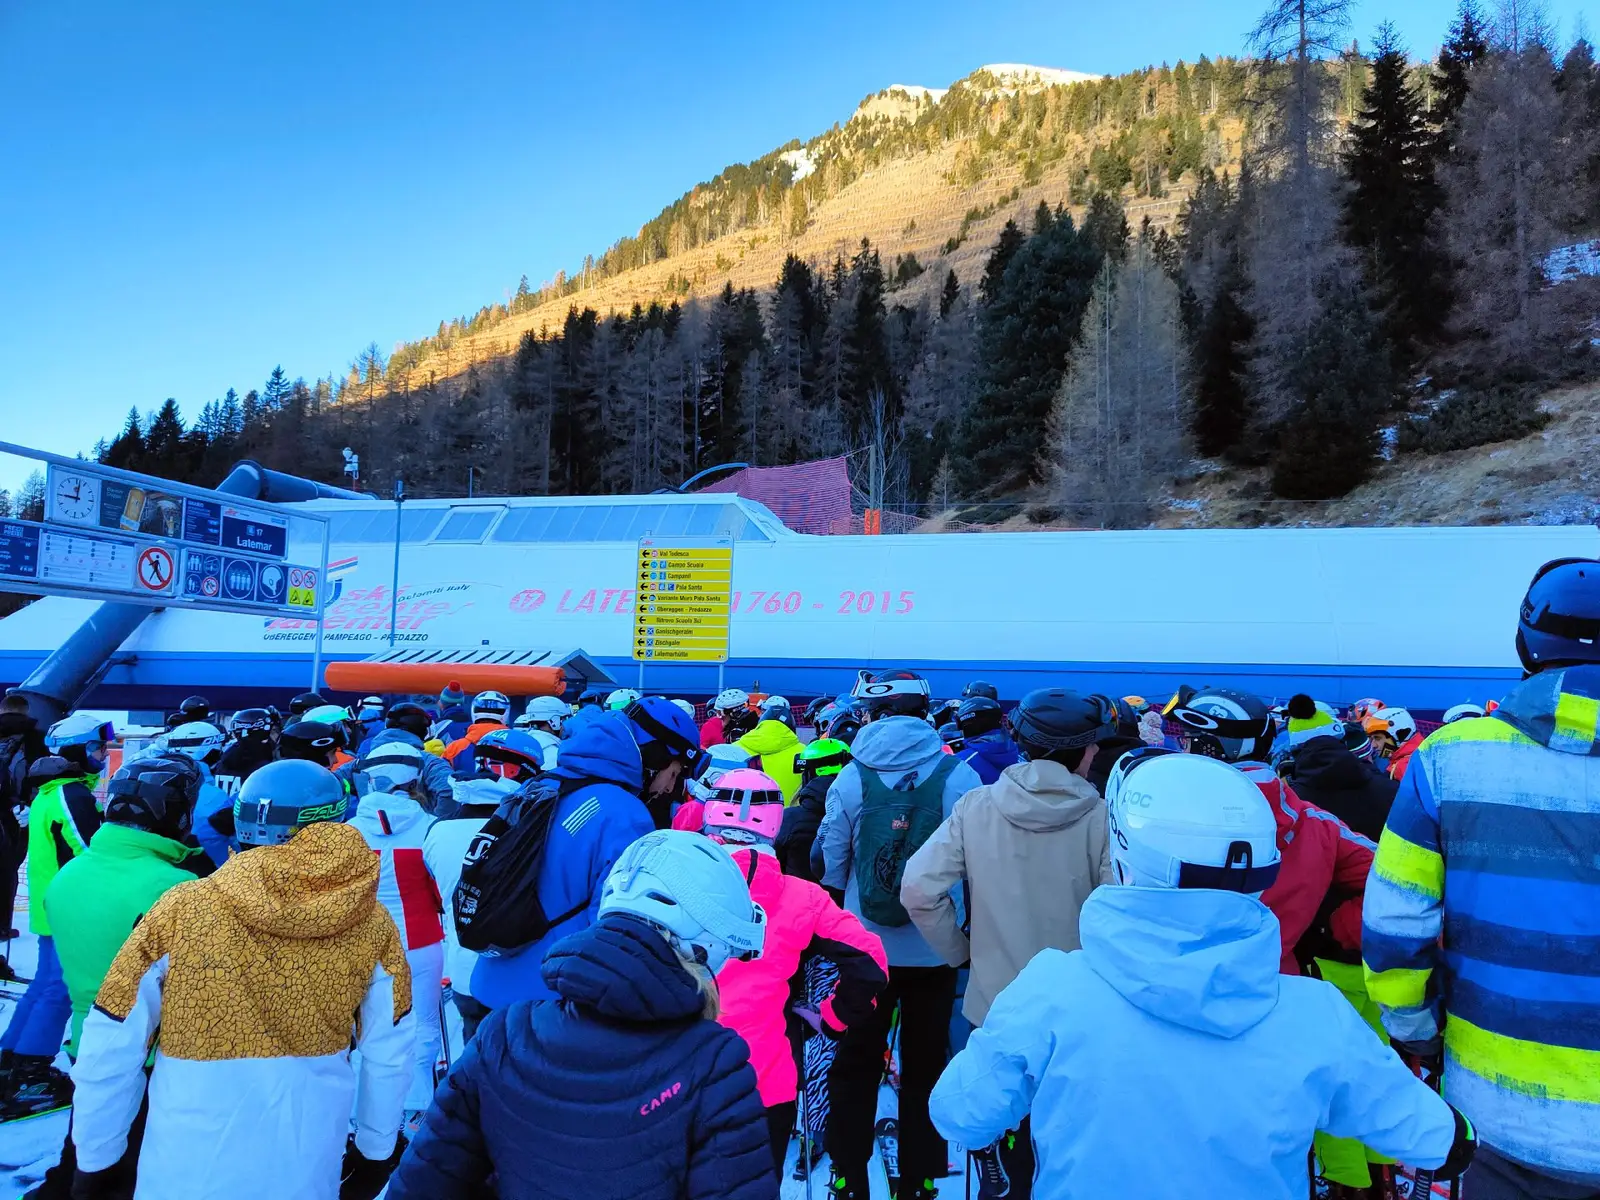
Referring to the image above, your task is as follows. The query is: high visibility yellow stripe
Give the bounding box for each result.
[1448,1014,1600,1105]
[1552,692,1600,754]
[1364,965,1431,1009]
[1373,830,1444,900]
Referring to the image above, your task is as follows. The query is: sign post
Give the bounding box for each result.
[632,538,733,668]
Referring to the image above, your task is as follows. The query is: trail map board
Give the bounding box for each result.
[632,538,733,663]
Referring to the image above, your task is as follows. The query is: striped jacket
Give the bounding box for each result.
[1362,665,1600,1184]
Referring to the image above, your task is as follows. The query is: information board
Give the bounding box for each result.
[46,465,288,559]
[632,538,733,663]
[180,548,318,612]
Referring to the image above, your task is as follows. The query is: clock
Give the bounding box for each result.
[49,472,101,526]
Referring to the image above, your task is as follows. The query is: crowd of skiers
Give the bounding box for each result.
[0,556,1597,1199]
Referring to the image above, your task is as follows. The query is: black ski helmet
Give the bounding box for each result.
[289,691,326,718]
[230,708,279,743]
[930,698,961,728]
[962,680,1000,702]
[825,710,863,747]
[1013,689,1117,765]
[103,753,202,840]
[234,759,349,846]
[852,668,932,719]
[938,722,966,751]
[278,720,340,763]
[384,702,433,740]
[956,696,1006,739]
[1167,687,1276,763]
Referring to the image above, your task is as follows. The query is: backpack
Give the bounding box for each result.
[854,755,959,926]
[0,734,27,838]
[453,775,591,956]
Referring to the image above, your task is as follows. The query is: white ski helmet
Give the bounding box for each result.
[471,690,511,723]
[1104,748,1280,895]
[759,695,790,714]
[166,721,226,767]
[45,712,116,753]
[712,688,750,714]
[1365,706,1418,746]
[358,741,422,793]
[517,695,568,733]
[671,698,698,720]
[606,688,642,712]
[598,830,767,974]
[1443,702,1486,725]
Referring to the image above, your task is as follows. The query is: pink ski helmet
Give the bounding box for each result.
[702,768,785,848]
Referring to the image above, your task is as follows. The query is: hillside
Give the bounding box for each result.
[383,60,1249,390]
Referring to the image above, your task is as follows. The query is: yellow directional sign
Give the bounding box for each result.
[634,537,733,663]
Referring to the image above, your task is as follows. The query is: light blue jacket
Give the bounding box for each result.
[931,886,1455,1200]
[191,762,238,868]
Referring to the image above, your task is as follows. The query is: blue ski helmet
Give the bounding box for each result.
[1518,558,1600,672]
[622,696,707,778]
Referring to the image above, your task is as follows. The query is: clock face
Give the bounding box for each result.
[50,474,101,524]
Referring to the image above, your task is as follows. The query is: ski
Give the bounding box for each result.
[875,1117,901,1200]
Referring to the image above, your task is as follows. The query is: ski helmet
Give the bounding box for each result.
[385,702,432,740]
[304,703,351,728]
[713,688,750,715]
[234,759,349,846]
[1348,697,1386,724]
[606,688,642,712]
[760,695,790,714]
[938,722,966,751]
[598,830,767,973]
[103,753,201,840]
[357,696,385,724]
[475,727,545,782]
[229,707,279,743]
[1443,702,1486,725]
[45,712,116,754]
[1104,748,1281,894]
[1012,689,1116,764]
[687,744,757,801]
[798,737,851,780]
[852,668,932,720]
[956,696,1005,739]
[1364,706,1418,752]
[930,698,962,728]
[622,696,707,782]
[803,696,833,729]
[167,721,226,767]
[1517,557,1600,672]
[577,686,609,709]
[824,710,863,747]
[470,690,511,724]
[761,701,796,731]
[671,698,698,720]
[517,695,569,734]
[701,768,785,849]
[179,695,212,722]
[288,691,326,718]
[278,720,340,762]
[358,741,422,793]
[962,680,1000,702]
[1167,688,1276,763]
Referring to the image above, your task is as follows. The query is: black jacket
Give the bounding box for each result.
[774,775,829,883]
[0,712,48,841]
[1284,736,1397,843]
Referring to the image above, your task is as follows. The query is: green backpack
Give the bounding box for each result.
[854,755,959,926]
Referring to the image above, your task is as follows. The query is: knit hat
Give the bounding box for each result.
[1285,694,1343,748]
[439,680,467,710]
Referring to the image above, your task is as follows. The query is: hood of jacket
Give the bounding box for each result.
[210,821,381,940]
[737,719,801,758]
[90,821,198,866]
[1287,735,1377,790]
[0,712,41,742]
[1079,886,1281,1038]
[552,712,643,791]
[365,727,424,754]
[542,912,708,1023]
[988,759,1104,831]
[1494,664,1600,755]
[353,788,433,839]
[450,774,519,811]
[729,846,783,910]
[851,716,944,775]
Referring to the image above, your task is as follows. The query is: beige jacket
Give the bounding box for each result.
[901,759,1111,1024]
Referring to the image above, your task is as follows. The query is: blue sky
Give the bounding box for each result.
[1,0,1590,475]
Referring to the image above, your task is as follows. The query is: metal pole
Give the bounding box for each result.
[389,478,404,649]
[311,518,330,691]
[468,466,474,498]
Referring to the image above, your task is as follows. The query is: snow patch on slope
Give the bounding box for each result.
[1545,239,1600,284]
[976,63,1104,89]
[779,148,816,182]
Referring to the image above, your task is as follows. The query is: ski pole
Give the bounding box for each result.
[798,1057,814,1200]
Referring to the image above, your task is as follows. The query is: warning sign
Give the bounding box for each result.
[287,566,319,610]
[633,538,733,663]
[134,545,176,595]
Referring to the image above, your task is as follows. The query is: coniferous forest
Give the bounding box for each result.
[22,0,1600,531]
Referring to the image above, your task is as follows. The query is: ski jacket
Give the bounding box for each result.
[469,714,655,1008]
[1385,731,1425,781]
[338,728,457,815]
[45,822,209,1056]
[421,786,507,1000]
[0,711,47,819]
[212,738,274,794]
[348,789,444,952]
[818,717,982,967]
[774,775,829,882]
[442,720,506,779]
[902,759,1111,1024]
[955,731,1021,786]
[930,887,1457,1200]
[70,822,414,1200]
[1363,666,1600,1184]
[734,719,804,802]
[1283,735,1397,843]
[1237,762,1373,973]
[699,714,726,750]
[718,849,887,1105]
[189,761,237,869]
[390,913,774,1200]
[27,770,101,936]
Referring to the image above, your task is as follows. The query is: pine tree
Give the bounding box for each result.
[1556,38,1600,230]
[979,220,1026,307]
[103,407,145,471]
[16,471,45,522]
[939,269,961,318]
[262,365,292,413]
[1342,24,1447,363]
[1434,0,1490,155]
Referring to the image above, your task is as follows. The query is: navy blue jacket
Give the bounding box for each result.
[957,731,1021,785]
[470,713,654,1007]
[391,914,775,1200]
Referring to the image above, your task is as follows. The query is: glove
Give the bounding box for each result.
[791,1004,841,1041]
[1437,1105,1478,1180]
[340,1133,407,1200]
[71,1166,136,1200]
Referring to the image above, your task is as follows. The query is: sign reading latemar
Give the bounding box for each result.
[632,537,733,663]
